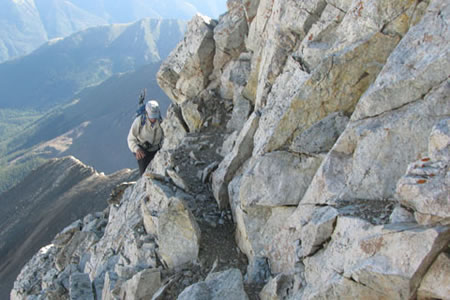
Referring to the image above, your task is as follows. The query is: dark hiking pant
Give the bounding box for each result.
[136,148,157,176]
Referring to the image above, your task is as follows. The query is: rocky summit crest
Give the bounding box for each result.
[11,0,450,299]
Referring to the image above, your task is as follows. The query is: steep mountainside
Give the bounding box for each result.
[0,0,226,63]
[0,18,186,109]
[11,0,450,300]
[0,156,137,300]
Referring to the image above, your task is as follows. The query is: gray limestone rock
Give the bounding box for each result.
[55,231,99,272]
[53,220,82,247]
[213,2,248,72]
[220,53,252,100]
[167,168,190,192]
[251,0,328,108]
[11,245,58,300]
[161,104,189,151]
[396,158,449,225]
[119,269,161,300]
[220,131,239,157]
[101,271,119,300]
[302,217,450,300]
[429,118,450,161]
[141,180,200,268]
[290,112,349,154]
[201,161,220,184]
[259,274,297,300]
[389,205,415,224]
[181,98,205,133]
[417,252,450,300]
[300,79,450,206]
[300,206,339,257]
[351,0,449,121]
[241,0,260,24]
[299,0,421,73]
[69,273,94,300]
[178,269,248,300]
[253,31,400,156]
[107,182,134,206]
[227,94,252,132]
[212,113,260,209]
[235,205,295,264]
[157,198,201,268]
[157,14,217,104]
[239,151,323,207]
[245,256,271,284]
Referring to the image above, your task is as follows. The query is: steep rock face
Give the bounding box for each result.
[11,0,450,299]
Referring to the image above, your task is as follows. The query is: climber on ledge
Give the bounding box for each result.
[127,100,164,176]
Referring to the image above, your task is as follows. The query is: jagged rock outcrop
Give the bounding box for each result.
[1,156,136,300]
[12,0,450,299]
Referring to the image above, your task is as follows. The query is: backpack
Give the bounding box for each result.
[135,89,162,133]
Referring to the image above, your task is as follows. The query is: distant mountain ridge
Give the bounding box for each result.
[0,0,226,63]
[0,17,186,109]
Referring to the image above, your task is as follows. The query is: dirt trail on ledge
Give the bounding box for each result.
[154,127,263,299]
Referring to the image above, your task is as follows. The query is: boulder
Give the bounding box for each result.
[161,104,189,150]
[396,158,449,225]
[227,94,252,132]
[220,51,252,101]
[239,151,323,207]
[212,113,260,208]
[300,273,388,300]
[119,269,161,300]
[181,98,205,132]
[141,180,200,268]
[417,252,450,300]
[69,273,94,300]
[157,198,201,268]
[157,14,217,104]
[303,217,450,299]
[259,274,297,300]
[213,1,248,72]
[235,206,295,262]
[178,269,248,300]
[83,179,147,283]
[290,112,349,154]
[300,207,339,257]
[149,150,177,176]
[116,235,157,271]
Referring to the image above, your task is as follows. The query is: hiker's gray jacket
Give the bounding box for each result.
[127,117,163,153]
